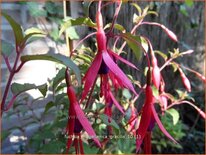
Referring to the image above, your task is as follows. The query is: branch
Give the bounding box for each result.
[3,56,12,72]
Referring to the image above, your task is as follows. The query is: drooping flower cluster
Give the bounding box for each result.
[65,68,101,153]
[64,1,206,154]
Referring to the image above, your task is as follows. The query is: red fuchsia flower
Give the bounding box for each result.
[143,37,161,89]
[178,67,191,92]
[181,65,206,83]
[136,70,177,153]
[65,68,101,154]
[140,22,178,89]
[80,2,137,112]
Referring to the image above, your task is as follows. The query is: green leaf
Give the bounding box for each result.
[170,62,179,72]
[185,0,194,7]
[166,108,180,125]
[132,13,144,24]
[83,143,99,154]
[76,54,92,64]
[40,141,64,153]
[1,40,14,57]
[38,84,48,97]
[104,23,125,32]
[45,1,59,14]
[52,68,66,90]
[27,2,47,17]
[23,27,46,45]
[122,33,142,60]
[20,53,81,85]
[99,114,120,130]
[152,85,159,98]
[55,83,67,92]
[83,1,94,17]
[50,28,60,41]
[53,118,67,128]
[131,3,142,15]
[44,101,55,113]
[2,12,24,46]
[180,5,188,16]
[66,27,79,40]
[140,36,149,52]
[1,130,10,141]
[147,11,158,17]
[11,83,47,96]
[59,17,96,36]
[122,89,132,99]
[154,50,168,61]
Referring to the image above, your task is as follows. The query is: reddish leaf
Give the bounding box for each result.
[151,105,177,143]
[74,102,101,147]
[81,53,102,102]
[102,51,137,95]
[109,91,125,114]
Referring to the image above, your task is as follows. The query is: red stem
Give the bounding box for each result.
[1,48,22,116]
[3,56,12,72]
[107,0,122,35]
[84,77,98,108]
[114,20,142,53]
[70,32,96,58]
[98,0,102,12]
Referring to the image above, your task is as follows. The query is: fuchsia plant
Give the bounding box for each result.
[62,1,205,153]
[1,1,206,154]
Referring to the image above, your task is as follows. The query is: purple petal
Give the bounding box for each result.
[102,51,137,95]
[108,50,138,70]
[151,104,177,143]
[74,102,101,148]
[109,91,125,114]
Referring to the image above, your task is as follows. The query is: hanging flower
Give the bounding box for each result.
[65,68,101,154]
[80,9,137,105]
[136,70,177,153]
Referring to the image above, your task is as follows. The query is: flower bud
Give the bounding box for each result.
[152,65,161,89]
[179,68,191,92]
